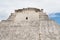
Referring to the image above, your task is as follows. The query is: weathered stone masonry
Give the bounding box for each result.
[0,8,60,40]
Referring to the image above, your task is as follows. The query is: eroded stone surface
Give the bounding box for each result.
[0,8,60,40]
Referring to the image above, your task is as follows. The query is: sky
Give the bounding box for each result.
[0,0,60,20]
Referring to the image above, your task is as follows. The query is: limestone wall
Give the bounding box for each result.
[0,8,60,40]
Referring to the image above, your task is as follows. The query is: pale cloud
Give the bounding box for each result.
[0,0,60,20]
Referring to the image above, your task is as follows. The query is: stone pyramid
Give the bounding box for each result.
[0,8,60,40]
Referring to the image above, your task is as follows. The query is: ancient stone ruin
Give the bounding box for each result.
[0,8,60,40]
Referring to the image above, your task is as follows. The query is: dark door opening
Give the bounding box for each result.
[26,17,28,20]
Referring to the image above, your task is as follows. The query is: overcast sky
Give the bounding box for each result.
[0,0,60,20]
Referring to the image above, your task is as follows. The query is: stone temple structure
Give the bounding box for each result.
[0,8,60,40]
